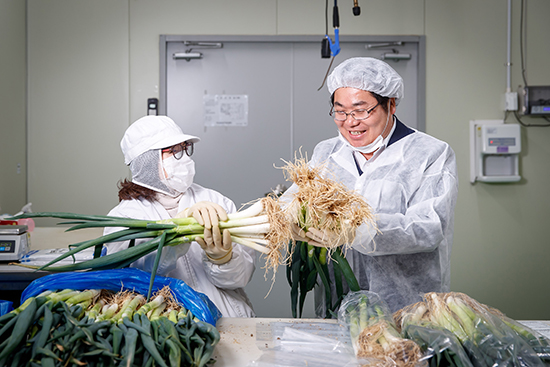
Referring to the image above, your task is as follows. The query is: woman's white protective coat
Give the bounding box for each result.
[104,183,256,318]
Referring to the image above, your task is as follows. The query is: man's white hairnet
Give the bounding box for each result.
[327,57,404,105]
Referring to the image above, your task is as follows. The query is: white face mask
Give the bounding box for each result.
[339,101,392,154]
[162,155,195,195]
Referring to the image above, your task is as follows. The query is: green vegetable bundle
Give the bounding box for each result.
[402,321,474,367]
[0,288,220,367]
[498,315,550,364]
[393,292,548,367]
[282,157,375,319]
[287,241,359,318]
[11,198,290,299]
[338,291,424,366]
[11,157,377,316]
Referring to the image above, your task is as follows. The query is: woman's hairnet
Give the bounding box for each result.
[129,149,176,197]
[327,57,404,105]
[121,115,200,165]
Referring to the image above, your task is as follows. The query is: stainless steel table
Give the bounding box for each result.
[0,263,51,290]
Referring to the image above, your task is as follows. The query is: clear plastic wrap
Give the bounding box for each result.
[491,314,550,364]
[248,320,359,367]
[393,292,546,367]
[338,290,425,366]
[402,322,474,367]
[20,246,107,266]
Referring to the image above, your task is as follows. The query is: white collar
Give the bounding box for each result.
[353,117,397,168]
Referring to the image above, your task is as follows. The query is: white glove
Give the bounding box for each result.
[195,226,233,265]
[304,227,333,247]
[290,223,308,242]
[305,227,355,248]
[177,201,228,229]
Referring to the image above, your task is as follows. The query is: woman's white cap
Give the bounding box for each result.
[121,115,200,165]
[327,57,404,105]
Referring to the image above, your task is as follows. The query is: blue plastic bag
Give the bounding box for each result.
[0,300,14,316]
[21,268,222,325]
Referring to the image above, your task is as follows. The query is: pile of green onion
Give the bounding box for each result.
[0,287,219,367]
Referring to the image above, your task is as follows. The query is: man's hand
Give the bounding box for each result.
[290,223,308,242]
[305,227,355,248]
[304,227,336,247]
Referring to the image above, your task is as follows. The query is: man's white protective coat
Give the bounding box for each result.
[287,118,458,314]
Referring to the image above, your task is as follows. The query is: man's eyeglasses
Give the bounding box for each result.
[162,142,194,159]
[329,102,380,122]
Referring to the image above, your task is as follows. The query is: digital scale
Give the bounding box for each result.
[0,225,30,261]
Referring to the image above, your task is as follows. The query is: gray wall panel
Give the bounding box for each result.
[163,35,424,317]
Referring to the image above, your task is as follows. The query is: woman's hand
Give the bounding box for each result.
[195,226,233,265]
[176,201,228,229]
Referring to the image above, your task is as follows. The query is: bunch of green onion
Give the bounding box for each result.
[394,292,549,367]
[281,157,376,318]
[11,156,376,305]
[340,291,423,366]
[11,197,290,299]
[287,241,359,318]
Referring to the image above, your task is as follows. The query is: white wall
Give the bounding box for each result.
[2,0,549,320]
[0,0,26,216]
[26,1,130,222]
[426,0,550,321]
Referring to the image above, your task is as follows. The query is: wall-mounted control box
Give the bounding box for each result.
[518,86,550,116]
[470,120,521,184]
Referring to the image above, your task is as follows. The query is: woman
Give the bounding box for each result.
[104,115,256,317]
[290,57,458,314]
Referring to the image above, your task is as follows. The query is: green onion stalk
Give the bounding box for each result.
[400,320,475,367]
[443,293,547,367]
[496,315,550,363]
[395,298,475,367]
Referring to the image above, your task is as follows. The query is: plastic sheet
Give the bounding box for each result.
[20,246,107,266]
[20,268,221,325]
[249,321,359,367]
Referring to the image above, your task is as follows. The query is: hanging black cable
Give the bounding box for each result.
[520,0,528,87]
[507,0,550,127]
[352,0,361,15]
[321,0,331,58]
[318,0,341,89]
[325,0,329,35]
